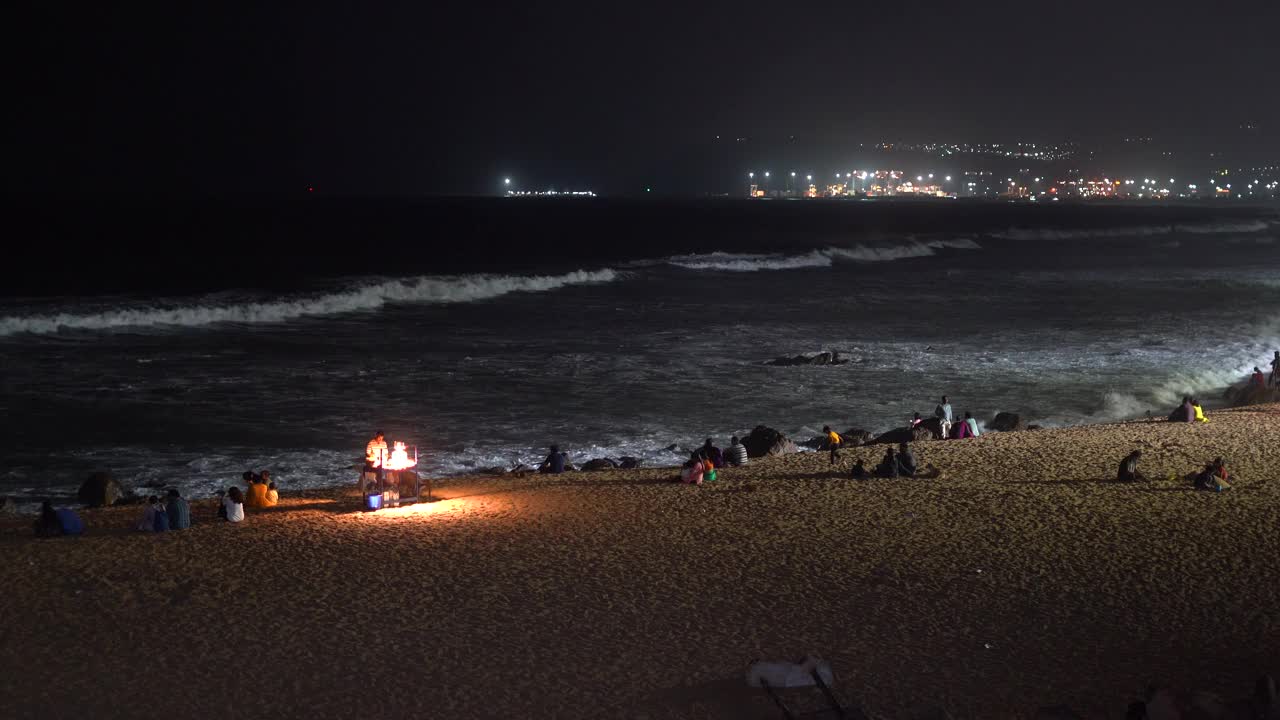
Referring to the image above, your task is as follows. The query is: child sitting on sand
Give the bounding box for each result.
[223,487,246,522]
[680,452,704,485]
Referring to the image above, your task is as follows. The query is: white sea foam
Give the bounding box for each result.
[0,269,619,336]
[666,238,981,272]
[666,251,832,272]
[993,219,1271,241]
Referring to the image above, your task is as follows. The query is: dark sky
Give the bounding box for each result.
[11,1,1279,195]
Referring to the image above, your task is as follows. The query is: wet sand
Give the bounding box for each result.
[2,405,1278,718]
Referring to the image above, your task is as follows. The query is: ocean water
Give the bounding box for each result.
[2,199,1277,506]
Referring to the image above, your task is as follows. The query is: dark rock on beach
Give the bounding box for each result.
[741,426,798,458]
[869,423,937,445]
[841,429,874,446]
[77,471,127,508]
[581,458,618,471]
[989,412,1026,432]
[0,496,17,515]
[617,457,641,469]
[1224,382,1280,408]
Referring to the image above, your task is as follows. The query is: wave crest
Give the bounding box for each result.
[0,269,619,336]
[993,219,1271,241]
[667,238,981,272]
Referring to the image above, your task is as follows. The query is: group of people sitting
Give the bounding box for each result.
[847,442,919,479]
[1116,450,1232,491]
[680,437,749,485]
[928,396,983,439]
[136,489,193,532]
[1168,396,1209,423]
[216,470,279,522]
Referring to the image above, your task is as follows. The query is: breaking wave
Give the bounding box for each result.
[993,219,1271,241]
[666,238,981,272]
[0,269,619,336]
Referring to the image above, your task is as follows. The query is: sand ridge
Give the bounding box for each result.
[1,405,1277,718]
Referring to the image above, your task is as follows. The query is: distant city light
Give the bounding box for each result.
[503,177,511,185]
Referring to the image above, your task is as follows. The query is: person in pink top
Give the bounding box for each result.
[680,452,704,485]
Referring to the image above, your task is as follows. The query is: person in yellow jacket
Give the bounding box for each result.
[260,470,279,506]
[823,425,843,466]
[1191,398,1209,423]
[244,473,270,509]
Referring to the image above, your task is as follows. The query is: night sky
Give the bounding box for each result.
[11,2,1279,195]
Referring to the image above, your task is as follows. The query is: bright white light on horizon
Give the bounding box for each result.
[945,176,951,181]
[503,178,511,185]
[791,171,796,177]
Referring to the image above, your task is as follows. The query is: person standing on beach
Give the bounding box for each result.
[1271,351,1279,388]
[823,426,843,465]
[934,396,953,438]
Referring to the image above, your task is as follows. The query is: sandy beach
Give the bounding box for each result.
[2,405,1278,719]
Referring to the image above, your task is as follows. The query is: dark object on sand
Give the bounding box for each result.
[765,351,851,367]
[741,426,799,458]
[870,423,937,445]
[989,412,1026,432]
[77,471,126,508]
[580,458,618,471]
[0,496,17,515]
[617,457,641,469]
[841,429,873,446]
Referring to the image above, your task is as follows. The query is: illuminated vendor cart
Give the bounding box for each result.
[361,441,431,510]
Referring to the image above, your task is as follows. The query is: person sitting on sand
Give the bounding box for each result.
[260,471,279,506]
[935,395,953,438]
[850,459,867,478]
[701,439,725,468]
[896,442,918,477]
[1116,450,1146,482]
[539,445,568,474]
[1168,396,1194,422]
[137,495,163,532]
[725,436,748,466]
[875,447,899,478]
[951,417,972,439]
[910,412,923,427]
[963,411,982,437]
[680,452,705,485]
[1191,398,1208,423]
[165,488,191,530]
[1193,458,1231,492]
[245,474,271,509]
[1252,367,1267,390]
[223,487,246,522]
[823,426,843,465]
[34,500,62,538]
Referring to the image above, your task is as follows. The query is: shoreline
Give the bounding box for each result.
[3,403,1278,717]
